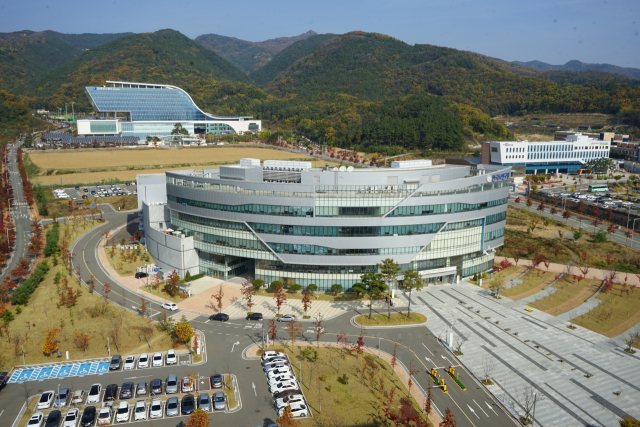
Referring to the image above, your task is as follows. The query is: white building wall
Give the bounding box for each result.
[137,173,168,210]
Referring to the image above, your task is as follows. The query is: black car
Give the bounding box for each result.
[0,371,8,389]
[103,384,119,402]
[209,313,229,322]
[211,374,223,389]
[80,406,96,427]
[44,410,61,427]
[120,382,134,399]
[273,389,301,401]
[109,355,121,370]
[150,378,162,395]
[181,395,195,415]
[84,188,88,192]
[246,312,263,321]
[134,272,148,279]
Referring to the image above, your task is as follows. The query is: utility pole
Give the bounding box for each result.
[71,103,75,123]
[65,103,68,122]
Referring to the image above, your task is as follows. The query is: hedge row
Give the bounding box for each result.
[43,222,59,257]
[10,260,50,305]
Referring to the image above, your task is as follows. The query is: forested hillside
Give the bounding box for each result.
[0,90,48,144]
[20,29,249,111]
[45,31,134,50]
[513,59,640,80]
[0,31,80,92]
[250,34,337,86]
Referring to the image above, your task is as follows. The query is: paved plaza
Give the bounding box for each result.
[400,282,640,427]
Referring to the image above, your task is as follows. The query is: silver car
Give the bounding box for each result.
[165,374,178,394]
[198,393,211,412]
[54,388,70,408]
[213,391,226,411]
[165,397,179,417]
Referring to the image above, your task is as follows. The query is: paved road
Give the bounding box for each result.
[0,138,33,286]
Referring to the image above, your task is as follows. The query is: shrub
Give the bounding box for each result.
[289,284,302,292]
[594,229,607,243]
[330,284,343,296]
[307,284,318,292]
[338,374,349,384]
[43,222,59,257]
[253,279,264,290]
[270,281,282,290]
[10,261,50,305]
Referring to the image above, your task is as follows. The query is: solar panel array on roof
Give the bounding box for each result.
[41,134,140,144]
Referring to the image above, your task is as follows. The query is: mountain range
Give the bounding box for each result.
[1,28,639,152]
[512,59,640,81]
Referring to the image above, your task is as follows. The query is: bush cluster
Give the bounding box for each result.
[43,222,59,257]
[10,260,50,305]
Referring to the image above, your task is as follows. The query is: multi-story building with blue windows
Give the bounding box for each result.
[482,133,611,174]
[139,159,510,290]
[77,81,260,140]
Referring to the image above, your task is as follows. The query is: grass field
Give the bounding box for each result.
[528,276,601,316]
[501,270,555,300]
[258,345,430,426]
[139,285,187,303]
[573,284,640,338]
[354,312,427,326]
[105,245,155,276]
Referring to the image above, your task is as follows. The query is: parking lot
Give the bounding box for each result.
[52,183,137,201]
[540,187,640,213]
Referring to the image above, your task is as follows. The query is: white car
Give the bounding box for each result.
[133,400,147,421]
[27,413,44,427]
[277,314,297,322]
[161,302,178,311]
[621,201,633,206]
[62,409,79,427]
[138,353,149,368]
[268,374,298,388]
[261,351,285,361]
[97,407,111,426]
[264,361,291,373]
[123,355,135,370]
[269,380,300,394]
[87,384,102,404]
[277,403,309,418]
[166,349,177,365]
[262,356,288,366]
[37,391,54,409]
[267,367,293,380]
[116,402,130,423]
[152,352,163,367]
[149,398,163,418]
[275,394,305,410]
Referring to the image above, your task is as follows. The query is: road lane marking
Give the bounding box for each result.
[473,399,488,417]
[422,343,434,356]
[485,401,498,416]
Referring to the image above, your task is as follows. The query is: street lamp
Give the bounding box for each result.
[20,344,25,365]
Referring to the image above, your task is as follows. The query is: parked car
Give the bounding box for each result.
[134,400,147,421]
[213,391,226,411]
[165,397,179,417]
[269,381,300,394]
[71,389,84,404]
[37,391,54,409]
[80,406,96,427]
[134,272,148,279]
[166,374,178,394]
[115,402,129,423]
[161,302,178,311]
[44,411,61,427]
[267,367,293,380]
[246,313,263,320]
[119,382,134,399]
[136,382,147,396]
[181,377,193,393]
[63,409,80,427]
[109,355,122,370]
[152,352,163,367]
[149,399,162,418]
[96,407,111,426]
[277,314,297,322]
[165,349,177,365]
[181,394,196,415]
[211,374,223,389]
[209,313,229,321]
[262,351,285,361]
[262,356,288,366]
[275,394,305,410]
[123,355,135,370]
[264,361,291,373]
[272,389,302,401]
[27,413,44,427]
[103,384,118,402]
[197,393,211,411]
[54,387,70,408]
[268,374,298,387]
[150,378,162,395]
[87,384,101,404]
[138,353,149,368]
[277,403,309,418]
[0,371,9,389]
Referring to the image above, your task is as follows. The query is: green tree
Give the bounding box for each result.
[594,229,607,243]
[351,282,366,298]
[360,272,387,319]
[330,284,343,297]
[289,284,302,293]
[252,279,264,290]
[573,228,583,241]
[171,123,189,136]
[306,284,317,294]
[378,258,400,319]
[2,309,15,325]
[401,269,423,318]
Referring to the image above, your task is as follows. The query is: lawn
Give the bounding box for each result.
[354,312,427,326]
[572,284,640,338]
[105,245,155,276]
[501,270,555,300]
[497,206,640,274]
[224,374,236,409]
[259,345,431,426]
[254,288,379,302]
[139,285,188,303]
[34,186,138,218]
[527,276,601,316]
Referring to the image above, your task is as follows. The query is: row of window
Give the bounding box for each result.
[485,212,507,225]
[168,195,313,217]
[266,243,422,256]
[442,219,483,231]
[528,151,607,160]
[485,228,505,241]
[251,222,445,237]
[386,198,508,217]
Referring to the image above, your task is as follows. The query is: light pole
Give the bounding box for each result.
[20,344,25,365]
[298,361,302,388]
[71,103,75,123]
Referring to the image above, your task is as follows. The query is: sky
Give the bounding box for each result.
[1,0,639,68]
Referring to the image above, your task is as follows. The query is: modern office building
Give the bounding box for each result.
[482,133,611,174]
[140,159,510,290]
[77,81,261,140]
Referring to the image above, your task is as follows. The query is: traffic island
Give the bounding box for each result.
[354,312,427,327]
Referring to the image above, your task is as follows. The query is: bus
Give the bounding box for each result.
[588,184,609,193]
